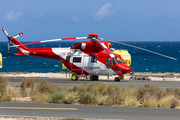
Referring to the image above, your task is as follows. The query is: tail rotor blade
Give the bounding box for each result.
[12,32,23,38]
[2,28,11,54]
[2,28,9,37]
[8,41,10,54]
[100,38,177,61]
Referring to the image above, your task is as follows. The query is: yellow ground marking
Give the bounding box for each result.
[0,107,78,110]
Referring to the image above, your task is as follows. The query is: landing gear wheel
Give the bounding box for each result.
[129,77,135,80]
[120,74,124,80]
[71,74,78,81]
[114,77,120,82]
[90,75,99,81]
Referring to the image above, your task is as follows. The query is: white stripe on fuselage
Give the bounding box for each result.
[100,43,115,57]
[12,43,29,55]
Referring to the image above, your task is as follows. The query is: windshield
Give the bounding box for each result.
[115,57,122,63]
[115,56,125,64]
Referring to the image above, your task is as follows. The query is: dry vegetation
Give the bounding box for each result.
[0,76,180,108]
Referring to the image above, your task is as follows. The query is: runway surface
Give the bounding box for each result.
[0,102,180,120]
[2,77,180,120]
[5,77,180,88]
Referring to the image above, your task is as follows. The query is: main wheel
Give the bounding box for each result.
[71,74,78,81]
[129,77,135,80]
[90,75,99,81]
[114,77,120,82]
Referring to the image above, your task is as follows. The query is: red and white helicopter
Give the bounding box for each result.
[2,28,177,81]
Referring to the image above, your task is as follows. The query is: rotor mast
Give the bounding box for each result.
[88,33,99,41]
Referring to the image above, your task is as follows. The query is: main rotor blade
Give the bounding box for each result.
[2,28,9,37]
[96,40,111,56]
[100,38,177,61]
[21,37,88,46]
[95,40,115,59]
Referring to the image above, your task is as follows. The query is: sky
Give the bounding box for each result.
[1,0,180,42]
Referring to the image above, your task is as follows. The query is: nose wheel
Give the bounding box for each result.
[114,74,124,82]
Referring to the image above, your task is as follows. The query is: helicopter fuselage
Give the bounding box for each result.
[27,46,132,76]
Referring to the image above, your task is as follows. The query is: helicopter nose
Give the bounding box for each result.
[126,67,133,73]
[122,66,133,73]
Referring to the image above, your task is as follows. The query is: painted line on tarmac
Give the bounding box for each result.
[0,107,78,110]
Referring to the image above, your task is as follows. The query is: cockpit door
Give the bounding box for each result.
[82,56,100,75]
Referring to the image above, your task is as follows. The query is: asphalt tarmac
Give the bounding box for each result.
[0,102,180,120]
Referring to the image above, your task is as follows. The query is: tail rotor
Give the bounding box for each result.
[2,28,23,54]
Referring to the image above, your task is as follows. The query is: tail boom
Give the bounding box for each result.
[10,38,29,55]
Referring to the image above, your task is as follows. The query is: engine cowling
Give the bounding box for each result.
[81,43,86,49]
[103,42,112,49]
[73,42,86,49]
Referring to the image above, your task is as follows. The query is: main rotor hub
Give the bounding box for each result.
[88,33,99,41]
[89,33,99,38]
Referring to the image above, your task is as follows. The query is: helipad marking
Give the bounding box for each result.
[0,107,78,110]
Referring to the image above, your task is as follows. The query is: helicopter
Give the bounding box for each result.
[2,28,177,81]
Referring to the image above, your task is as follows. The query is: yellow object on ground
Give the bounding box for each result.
[113,49,131,66]
[62,63,66,69]
[0,53,2,68]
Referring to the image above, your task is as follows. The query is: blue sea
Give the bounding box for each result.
[0,41,180,73]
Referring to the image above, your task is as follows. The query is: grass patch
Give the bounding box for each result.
[20,77,35,97]
[49,91,66,103]
[158,96,179,108]
[136,84,163,102]
[0,76,8,98]
[35,79,64,93]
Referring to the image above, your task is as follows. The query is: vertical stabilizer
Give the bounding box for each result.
[11,38,28,55]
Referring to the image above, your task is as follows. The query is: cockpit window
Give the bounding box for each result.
[121,57,126,63]
[106,58,111,65]
[115,57,122,64]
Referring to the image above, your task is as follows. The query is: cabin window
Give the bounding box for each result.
[74,44,82,49]
[73,57,81,63]
[106,58,111,65]
[91,56,97,63]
